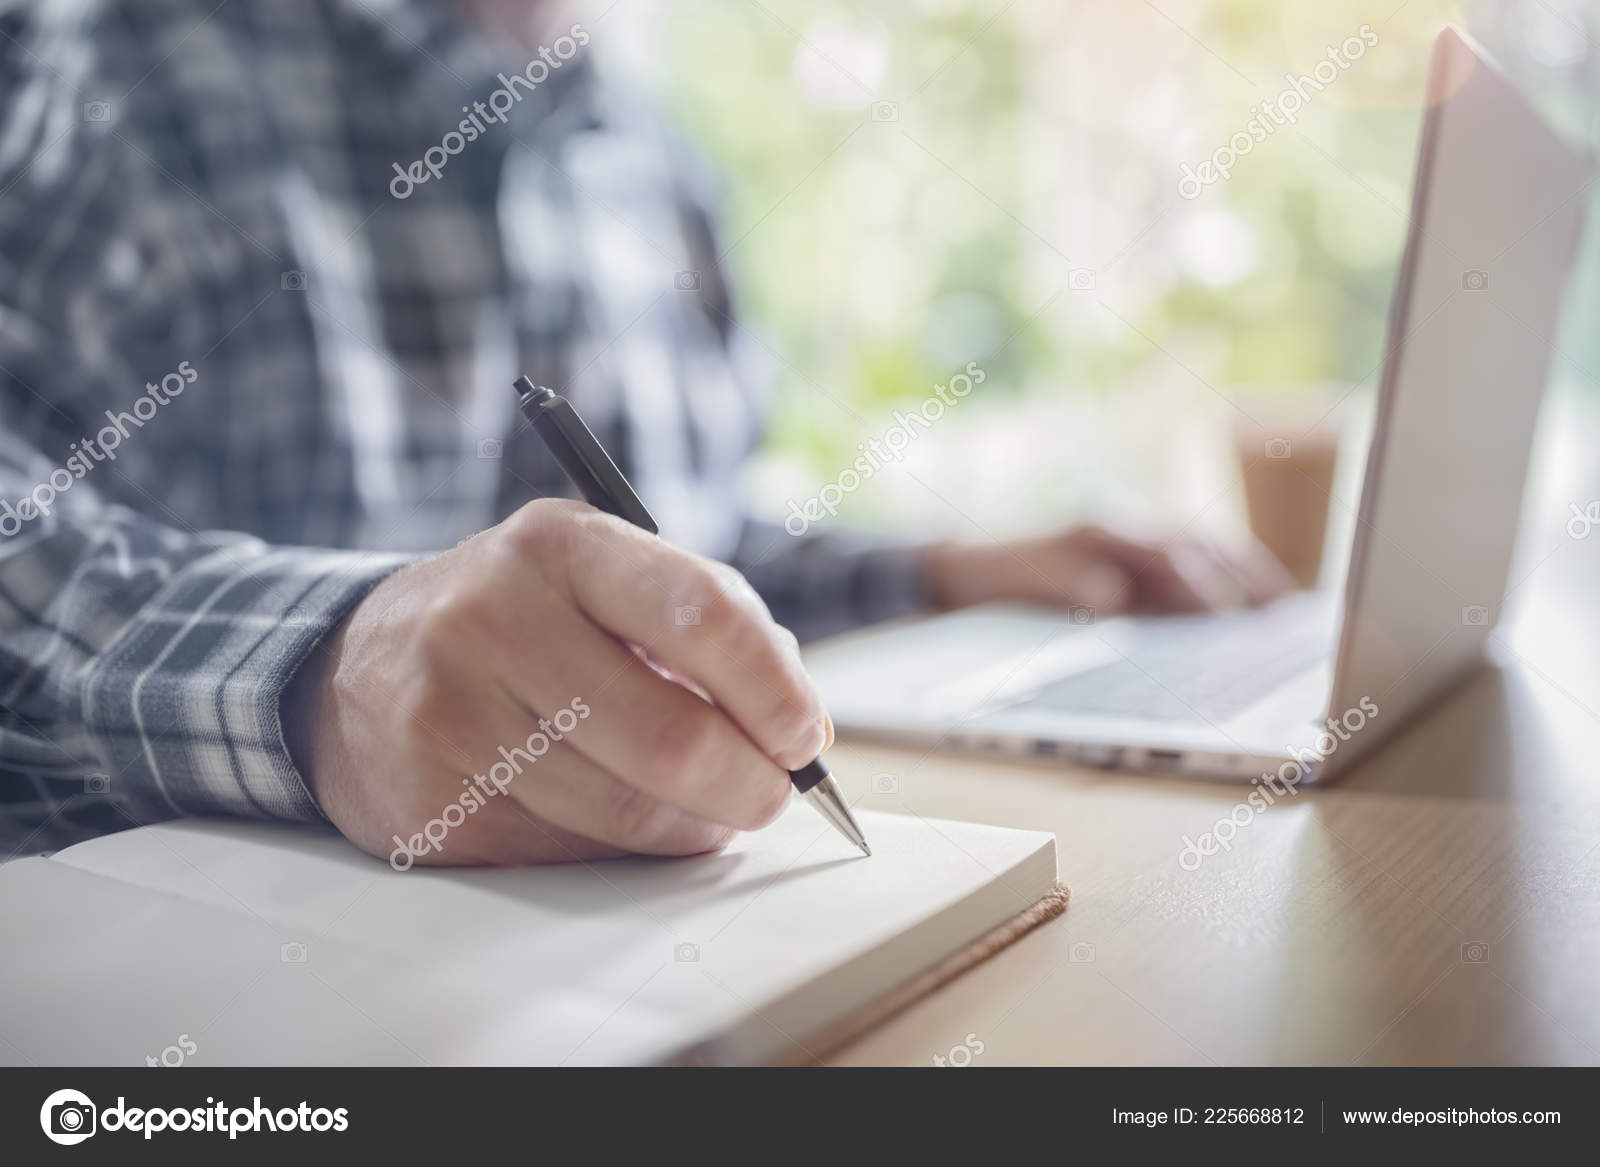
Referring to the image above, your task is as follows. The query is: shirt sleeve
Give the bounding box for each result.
[0,34,411,855]
[0,425,411,853]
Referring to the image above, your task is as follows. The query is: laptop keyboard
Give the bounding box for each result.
[996,597,1333,724]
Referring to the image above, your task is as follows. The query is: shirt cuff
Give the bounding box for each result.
[82,542,416,824]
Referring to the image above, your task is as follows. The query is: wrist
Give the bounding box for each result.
[280,618,349,810]
[922,540,987,611]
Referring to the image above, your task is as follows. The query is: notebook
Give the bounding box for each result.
[0,803,1062,1065]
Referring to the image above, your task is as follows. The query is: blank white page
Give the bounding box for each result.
[2,804,1056,1065]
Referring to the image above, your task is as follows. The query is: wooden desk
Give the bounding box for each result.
[820,600,1600,1066]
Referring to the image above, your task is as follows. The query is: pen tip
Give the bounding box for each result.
[859,842,872,857]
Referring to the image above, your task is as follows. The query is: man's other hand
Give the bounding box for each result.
[924,523,1295,616]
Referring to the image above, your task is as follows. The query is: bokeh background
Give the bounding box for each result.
[602,0,1600,559]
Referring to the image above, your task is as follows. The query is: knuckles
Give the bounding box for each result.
[497,498,584,565]
[416,592,479,652]
[679,563,764,649]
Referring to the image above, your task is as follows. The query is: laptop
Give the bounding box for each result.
[804,28,1590,784]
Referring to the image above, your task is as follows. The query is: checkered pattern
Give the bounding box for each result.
[0,0,927,856]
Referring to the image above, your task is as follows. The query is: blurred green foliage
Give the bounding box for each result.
[657,0,1597,475]
[662,1,1034,471]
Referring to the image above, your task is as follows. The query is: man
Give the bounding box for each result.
[0,0,1287,862]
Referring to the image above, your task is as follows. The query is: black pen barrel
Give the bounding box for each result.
[514,378,659,534]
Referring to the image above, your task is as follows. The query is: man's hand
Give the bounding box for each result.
[282,500,830,866]
[924,523,1294,616]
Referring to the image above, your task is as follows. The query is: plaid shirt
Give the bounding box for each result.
[0,0,927,857]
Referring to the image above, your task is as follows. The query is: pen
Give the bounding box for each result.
[513,376,871,857]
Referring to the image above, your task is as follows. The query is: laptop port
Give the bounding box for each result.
[1077,745,1122,767]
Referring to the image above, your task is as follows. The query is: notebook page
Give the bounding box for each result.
[11,804,1055,1064]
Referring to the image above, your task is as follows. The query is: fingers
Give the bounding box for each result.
[1070,525,1211,612]
[1165,538,1294,608]
[388,639,745,857]
[391,752,730,866]
[470,688,739,857]
[492,600,793,831]
[406,798,635,867]
[1057,556,1132,612]
[1216,535,1297,602]
[1069,525,1293,613]
[547,507,829,770]
[383,620,757,859]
